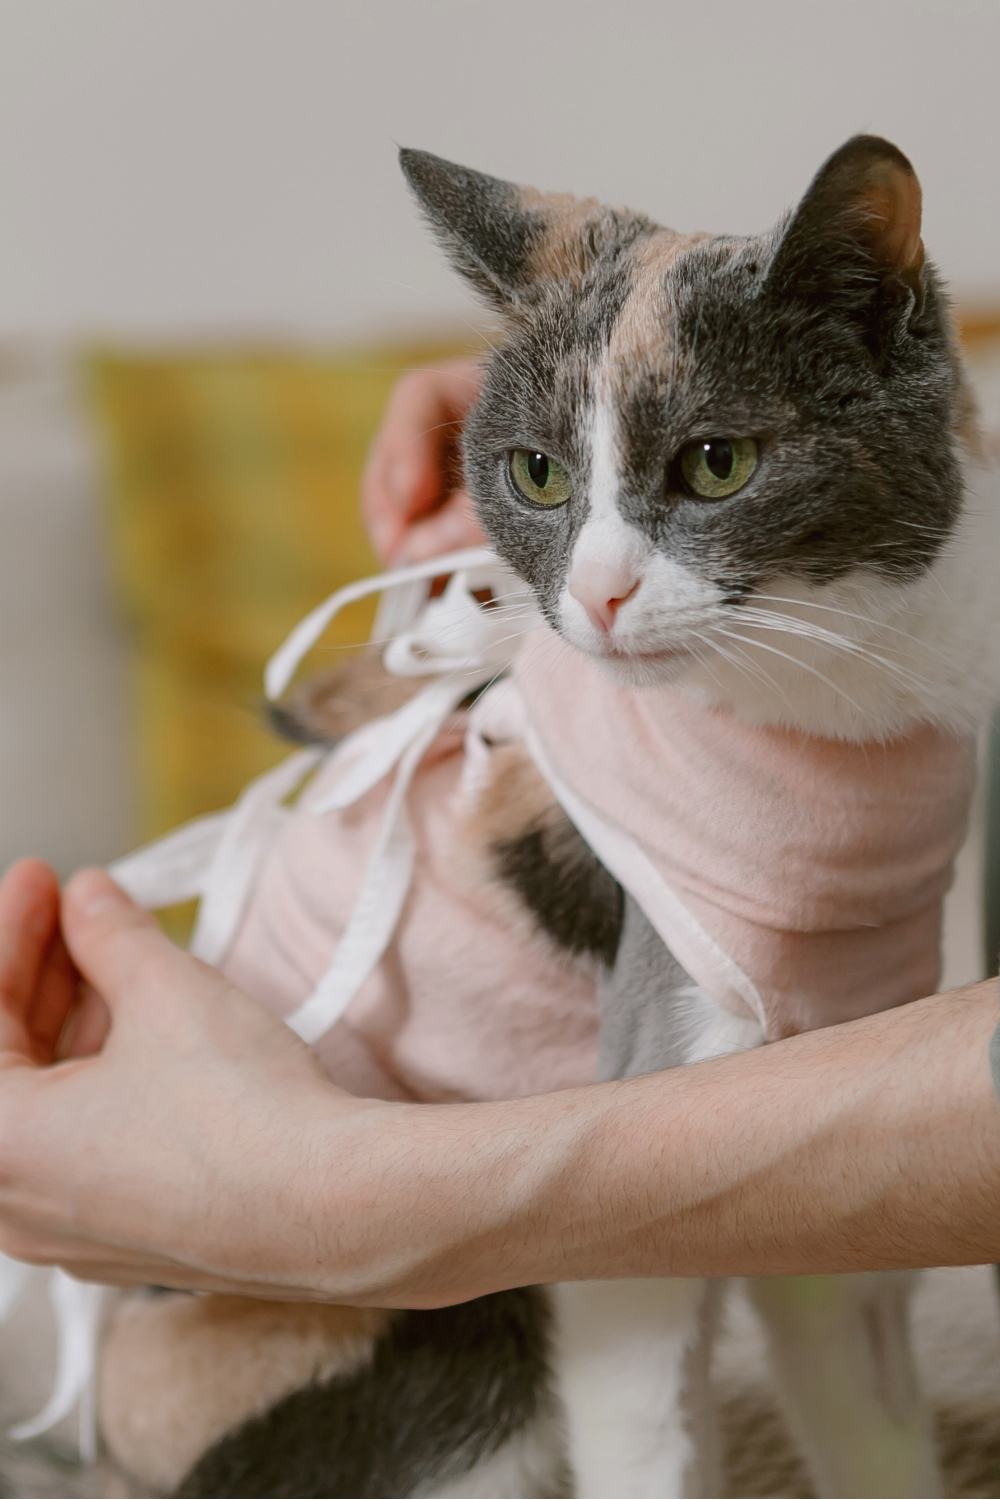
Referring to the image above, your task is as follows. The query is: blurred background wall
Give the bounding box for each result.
[2,0,1000,341]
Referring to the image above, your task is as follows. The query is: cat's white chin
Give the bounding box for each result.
[586,642,697,688]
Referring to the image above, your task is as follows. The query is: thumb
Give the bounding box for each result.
[61,869,189,1007]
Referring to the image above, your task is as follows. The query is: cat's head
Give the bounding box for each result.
[400,138,971,721]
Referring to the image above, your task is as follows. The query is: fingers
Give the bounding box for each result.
[0,861,61,1058]
[361,372,450,558]
[55,983,111,1061]
[394,489,485,565]
[362,359,482,561]
[60,869,192,1011]
[29,930,81,1058]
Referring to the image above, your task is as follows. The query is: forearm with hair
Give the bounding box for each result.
[322,983,1000,1306]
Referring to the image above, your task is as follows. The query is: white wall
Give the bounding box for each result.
[1,0,999,342]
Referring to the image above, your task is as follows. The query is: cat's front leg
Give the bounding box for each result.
[551,1278,721,1499]
[746,1271,941,1499]
[568,904,755,1498]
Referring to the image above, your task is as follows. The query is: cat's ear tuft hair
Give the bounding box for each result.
[767,135,926,325]
[399,148,653,311]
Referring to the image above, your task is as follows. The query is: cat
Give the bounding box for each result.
[94,135,999,1499]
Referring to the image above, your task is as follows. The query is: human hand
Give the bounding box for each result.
[0,860,379,1298]
[0,860,564,1309]
[361,358,486,564]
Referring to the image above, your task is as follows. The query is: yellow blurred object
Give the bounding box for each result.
[85,342,468,844]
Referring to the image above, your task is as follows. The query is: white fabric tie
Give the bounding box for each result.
[10,1274,106,1462]
[264,544,503,700]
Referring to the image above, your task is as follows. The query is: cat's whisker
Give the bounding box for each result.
[416,418,466,439]
[313,632,412,654]
[733,620,933,701]
[465,660,503,704]
[460,321,538,394]
[483,588,537,606]
[893,517,958,536]
[740,612,935,684]
[683,633,730,697]
[745,634,930,702]
[479,590,535,607]
[919,560,954,605]
[308,593,535,660]
[753,551,917,583]
[697,627,800,716]
[373,279,509,361]
[465,625,539,658]
[481,604,536,620]
[748,593,957,664]
[715,626,868,722]
[734,608,933,693]
[688,632,750,694]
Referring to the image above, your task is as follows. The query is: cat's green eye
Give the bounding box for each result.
[679,436,759,500]
[508,449,572,508]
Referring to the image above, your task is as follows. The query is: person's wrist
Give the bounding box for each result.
[365,1088,614,1304]
[260,1086,399,1302]
[295,1086,598,1308]
[271,1091,454,1306]
[312,1095,515,1306]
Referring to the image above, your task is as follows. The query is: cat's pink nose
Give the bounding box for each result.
[568,563,640,633]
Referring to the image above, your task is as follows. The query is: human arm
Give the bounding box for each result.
[314,976,1000,1300]
[0,858,997,1307]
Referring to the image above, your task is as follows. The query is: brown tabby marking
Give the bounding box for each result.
[519,186,610,285]
[607,230,703,371]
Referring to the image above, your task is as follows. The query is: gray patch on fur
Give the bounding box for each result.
[494,813,624,966]
[598,899,701,1080]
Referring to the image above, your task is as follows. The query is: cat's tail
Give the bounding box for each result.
[264,651,428,746]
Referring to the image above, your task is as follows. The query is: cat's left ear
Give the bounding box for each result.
[400,148,644,312]
[766,135,926,326]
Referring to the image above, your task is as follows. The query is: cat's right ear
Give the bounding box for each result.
[766,135,926,325]
[400,150,535,309]
[399,148,636,312]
